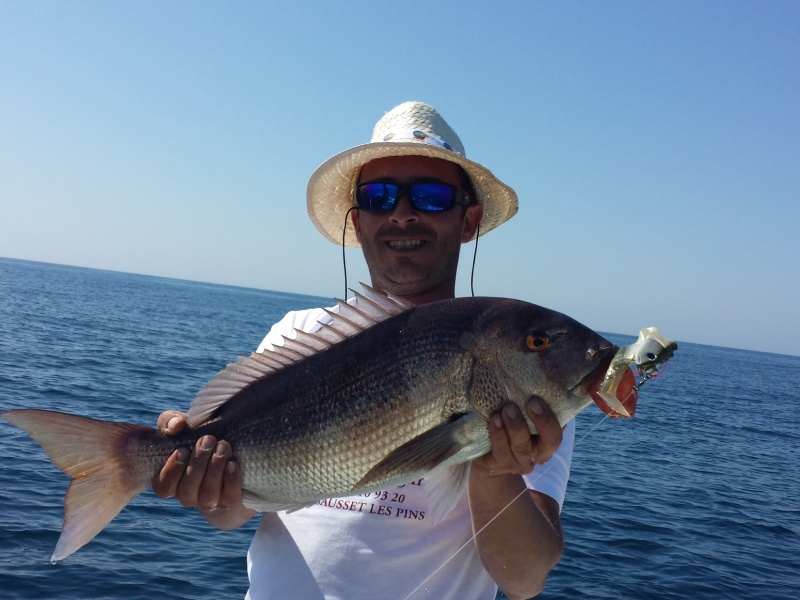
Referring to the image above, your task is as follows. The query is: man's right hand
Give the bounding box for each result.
[152,410,257,530]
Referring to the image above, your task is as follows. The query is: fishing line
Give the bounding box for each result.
[470,222,480,297]
[402,412,613,600]
[341,207,357,301]
[576,412,614,441]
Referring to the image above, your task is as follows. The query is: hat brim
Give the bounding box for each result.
[307,141,518,247]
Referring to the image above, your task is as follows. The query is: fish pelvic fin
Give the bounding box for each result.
[2,409,156,562]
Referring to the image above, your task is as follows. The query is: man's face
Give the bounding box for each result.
[352,155,483,303]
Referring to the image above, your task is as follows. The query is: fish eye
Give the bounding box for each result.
[526,334,550,352]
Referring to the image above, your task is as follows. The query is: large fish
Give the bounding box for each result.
[2,286,636,562]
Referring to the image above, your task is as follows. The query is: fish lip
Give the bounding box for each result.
[570,347,617,396]
[580,347,639,418]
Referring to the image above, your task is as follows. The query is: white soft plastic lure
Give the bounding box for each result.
[597,327,678,417]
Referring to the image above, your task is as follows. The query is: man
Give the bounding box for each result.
[153,101,575,599]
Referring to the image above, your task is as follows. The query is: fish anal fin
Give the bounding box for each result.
[242,491,314,514]
[353,413,477,490]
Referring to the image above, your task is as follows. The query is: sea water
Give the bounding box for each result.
[1,258,798,599]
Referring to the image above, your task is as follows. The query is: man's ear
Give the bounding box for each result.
[461,204,483,243]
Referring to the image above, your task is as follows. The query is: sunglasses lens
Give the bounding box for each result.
[356,182,460,212]
[410,183,455,211]
[357,183,398,211]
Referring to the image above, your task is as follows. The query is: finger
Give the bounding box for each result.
[175,435,217,508]
[196,440,234,510]
[481,411,514,474]
[500,404,538,473]
[218,458,245,509]
[526,398,563,464]
[152,447,190,498]
[158,410,188,436]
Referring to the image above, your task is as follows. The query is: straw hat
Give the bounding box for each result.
[307,101,519,247]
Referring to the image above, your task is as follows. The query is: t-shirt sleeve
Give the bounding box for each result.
[523,419,575,510]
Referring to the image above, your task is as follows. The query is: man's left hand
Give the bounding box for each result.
[472,398,563,477]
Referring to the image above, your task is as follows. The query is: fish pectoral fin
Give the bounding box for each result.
[353,413,476,490]
[242,491,315,514]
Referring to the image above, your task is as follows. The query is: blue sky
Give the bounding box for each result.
[2,1,798,356]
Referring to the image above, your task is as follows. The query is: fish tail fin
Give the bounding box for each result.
[2,409,158,562]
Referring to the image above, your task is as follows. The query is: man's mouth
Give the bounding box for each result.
[388,240,424,250]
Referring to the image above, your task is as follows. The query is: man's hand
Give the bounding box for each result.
[472,398,563,478]
[468,398,565,599]
[152,411,256,530]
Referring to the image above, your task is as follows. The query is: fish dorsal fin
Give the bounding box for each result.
[186,284,413,427]
[354,282,414,317]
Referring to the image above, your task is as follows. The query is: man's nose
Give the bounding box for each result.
[390,194,420,223]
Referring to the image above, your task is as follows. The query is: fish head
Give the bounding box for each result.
[468,300,637,426]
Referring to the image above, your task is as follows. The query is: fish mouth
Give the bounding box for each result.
[577,350,638,419]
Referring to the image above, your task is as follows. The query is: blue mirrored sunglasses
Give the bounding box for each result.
[355,182,472,213]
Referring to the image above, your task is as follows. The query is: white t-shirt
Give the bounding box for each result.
[245,303,575,600]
